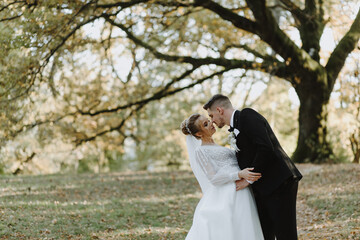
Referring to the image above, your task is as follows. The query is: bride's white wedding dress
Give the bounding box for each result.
[185,136,264,240]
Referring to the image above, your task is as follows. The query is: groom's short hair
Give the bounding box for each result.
[203,94,233,110]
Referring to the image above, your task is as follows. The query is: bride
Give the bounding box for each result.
[181,113,264,240]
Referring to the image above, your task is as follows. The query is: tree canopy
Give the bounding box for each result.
[0,0,359,173]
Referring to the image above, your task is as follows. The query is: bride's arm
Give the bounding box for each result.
[195,148,241,186]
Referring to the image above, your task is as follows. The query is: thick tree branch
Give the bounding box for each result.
[244,0,323,74]
[78,65,232,117]
[0,1,26,12]
[13,152,36,175]
[192,0,307,74]
[104,15,233,67]
[77,67,197,116]
[318,0,324,22]
[38,0,145,71]
[76,57,289,119]
[0,0,39,21]
[278,0,306,23]
[7,113,77,140]
[75,105,142,146]
[245,0,297,58]
[3,11,115,103]
[0,14,23,22]
[2,14,106,102]
[61,67,237,146]
[41,14,108,69]
[158,68,235,98]
[225,43,275,61]
[95,0,150,9]
[74,68,232,145]
[305,0,316,15]
[326,8,360,92]
[193,0,259,35]
[104,15,284,75]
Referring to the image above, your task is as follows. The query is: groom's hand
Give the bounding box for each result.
[238,167,261,182]
[235,179,250,191]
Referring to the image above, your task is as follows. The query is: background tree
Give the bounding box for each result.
[0,0,359,172]
[332,55,360,163]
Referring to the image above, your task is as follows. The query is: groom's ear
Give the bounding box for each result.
[216,107,224,115]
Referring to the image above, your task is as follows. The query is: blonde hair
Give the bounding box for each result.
[180,113,201,139]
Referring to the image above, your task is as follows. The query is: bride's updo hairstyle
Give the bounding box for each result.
[181,113,201,139]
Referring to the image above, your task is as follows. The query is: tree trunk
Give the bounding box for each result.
[350,132,360,163]
[292,75,333,163]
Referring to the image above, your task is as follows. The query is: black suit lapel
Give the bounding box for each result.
[233,110,242,130]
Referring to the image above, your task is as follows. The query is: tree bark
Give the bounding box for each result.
[350,132,360,163]
[292,72,332,163]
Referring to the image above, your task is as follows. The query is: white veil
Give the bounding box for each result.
[186,135,210,193]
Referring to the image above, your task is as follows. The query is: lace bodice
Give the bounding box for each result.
[195,145,240,186]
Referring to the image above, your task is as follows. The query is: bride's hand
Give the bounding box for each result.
[238,168,261,182]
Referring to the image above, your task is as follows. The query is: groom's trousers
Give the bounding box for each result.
[254,178,299,240]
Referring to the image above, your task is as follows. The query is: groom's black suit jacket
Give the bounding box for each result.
[233,108,302,196]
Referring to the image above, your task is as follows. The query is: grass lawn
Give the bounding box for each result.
[0,163,359,239]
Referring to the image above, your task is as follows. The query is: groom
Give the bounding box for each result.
[203,94,302,240]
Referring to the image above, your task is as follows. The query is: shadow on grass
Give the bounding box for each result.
[297,163,360,239]
[1,164,359,239]
[0,170,199,239]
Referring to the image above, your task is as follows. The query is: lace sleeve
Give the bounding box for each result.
[195,147,240,186]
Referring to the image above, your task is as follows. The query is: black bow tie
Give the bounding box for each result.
[228,126,235,132]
